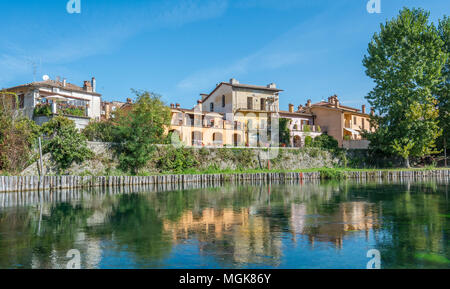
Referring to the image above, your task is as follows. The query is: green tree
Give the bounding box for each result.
[363,8,447,167]
[114,90,171,174]
[0,91,40,173]
[82,120,115,142]
[278,118,291,147]
[436,16,450,165]
[42,116,92,172]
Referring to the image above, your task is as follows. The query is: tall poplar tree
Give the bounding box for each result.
[363,8,447,167]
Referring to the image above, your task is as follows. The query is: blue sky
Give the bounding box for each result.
[0,0,448,110]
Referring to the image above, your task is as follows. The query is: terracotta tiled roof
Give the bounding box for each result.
[311,101,360,112]
[6,80,101,96]
[279,110,314,117]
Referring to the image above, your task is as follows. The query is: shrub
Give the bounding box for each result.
[304,136,313,147]
[0,92,41,173]
[42,116,93,172]
[311,134,339,152]
[83,120,115,142]
[157,147,199,173]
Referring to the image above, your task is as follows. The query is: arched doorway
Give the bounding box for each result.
[191,131,202,146]
[233,133,241,147]
[212,132,223,146]
[293,135,302,147]
[169,130,181,145]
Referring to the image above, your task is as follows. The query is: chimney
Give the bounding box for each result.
[83,81,92,92]
[306,100,312,108]
[297,105,303,111]
[176,103,180,109]
[288,104,294,113]
[91,77,96,93]
[62,78,67,87]
[126,98,132,104]
[362,105,366,114]
[196,100,203,111]
[267,83,277,89]
[230,78,239,85]
[170,103,175,109]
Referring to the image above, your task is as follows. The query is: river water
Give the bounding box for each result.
[0,179,448,269]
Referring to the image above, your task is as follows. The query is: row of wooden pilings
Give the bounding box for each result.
[0,170,448,193]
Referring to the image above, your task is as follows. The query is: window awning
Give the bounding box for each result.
[344,127,360,135]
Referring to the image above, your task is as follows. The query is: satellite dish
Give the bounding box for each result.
[42,75,50,81]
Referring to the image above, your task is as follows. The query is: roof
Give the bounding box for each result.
[311,101,360,112]
[279,110,314,118]
[5,80,101,96]
[202,81,283,103]
[171,107,224,116]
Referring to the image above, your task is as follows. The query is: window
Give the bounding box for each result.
[222,95,225,107]
[362,119,365,130]
[247,97,253,110]
[260,98,265,111]
[18,94,25,109]
[210,103,214,112]
[354,116,357,125]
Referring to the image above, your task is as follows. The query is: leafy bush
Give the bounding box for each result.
[33,104,52,116]
[83,120,115,142]
[157,147,199,173]
[0,92,41,173]
[311,134,339,152]
[304,136,313,147]
[42,116,92,171]
[319,168,347,180]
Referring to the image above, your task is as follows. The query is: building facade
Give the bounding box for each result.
[170,79,283,147]
[4,77,102,129]
[279,104,322,147]
[306,95,375,148]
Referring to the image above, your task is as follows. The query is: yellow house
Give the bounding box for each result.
[306,95,375,148]
[169,79,283,147]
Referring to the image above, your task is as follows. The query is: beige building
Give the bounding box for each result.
[305,95,375,148]
[169,79,283,147]
[279,104,322,147]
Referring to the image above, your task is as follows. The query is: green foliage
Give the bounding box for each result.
[436,16,450,151]
[33,104,52,116]
[157,147,199,173]
[304,136,313,147]
[318,168,348,180]
[42,116,92,172]
[113,90,171,174]
[311,134,339,152]
[279,118,291,147]
[82,120,115,142]
[0,92,40,173]
[363,8,447,167]
[59,106,85,117]
[303,125,311,132]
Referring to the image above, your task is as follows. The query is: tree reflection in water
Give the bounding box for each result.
[0,179,448,268]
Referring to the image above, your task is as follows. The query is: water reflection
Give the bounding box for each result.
[0,179,448,269]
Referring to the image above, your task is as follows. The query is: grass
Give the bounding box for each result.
[141,167,449,177]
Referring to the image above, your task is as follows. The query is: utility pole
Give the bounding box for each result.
[38,137,44,176]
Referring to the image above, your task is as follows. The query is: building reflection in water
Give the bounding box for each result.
[291,202,380,249]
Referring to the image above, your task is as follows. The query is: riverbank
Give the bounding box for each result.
[0,168,448,193]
